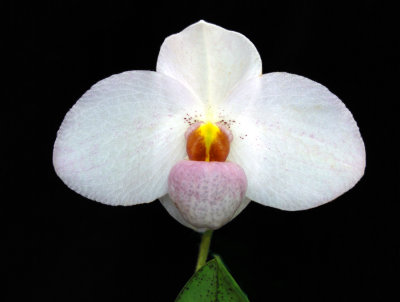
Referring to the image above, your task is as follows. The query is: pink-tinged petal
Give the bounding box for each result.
[160,194,251,232]
[157,20,262,109]
[159,195,208,233]
[166,160,248,230]
[220,72,366,211]
[53,71,204,206]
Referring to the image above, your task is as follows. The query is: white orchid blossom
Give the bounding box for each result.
[53,20,365,232]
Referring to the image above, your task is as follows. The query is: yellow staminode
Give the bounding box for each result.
[196,122,221,161]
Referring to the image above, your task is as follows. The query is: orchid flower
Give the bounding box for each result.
[53,20,365,232]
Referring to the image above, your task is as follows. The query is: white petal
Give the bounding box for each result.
[221,72,366,211]
[53,71,204,206]
[232,197,251,219]
[156,20,262,111]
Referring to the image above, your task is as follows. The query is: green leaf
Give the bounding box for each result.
[175,255,250,302]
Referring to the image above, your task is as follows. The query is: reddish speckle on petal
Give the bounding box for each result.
[167,160,248,230]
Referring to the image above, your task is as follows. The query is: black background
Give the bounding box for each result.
[6,1,398,301]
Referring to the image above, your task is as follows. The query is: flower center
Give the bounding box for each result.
[186,122,230,162]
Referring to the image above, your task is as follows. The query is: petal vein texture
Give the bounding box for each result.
[157,20,262,113]
[222,72,366,210]
[53,71,204,205]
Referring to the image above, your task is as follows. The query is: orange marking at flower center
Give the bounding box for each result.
[186,122,230,162]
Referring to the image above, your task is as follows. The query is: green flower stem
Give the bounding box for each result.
[195,230,213,272]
